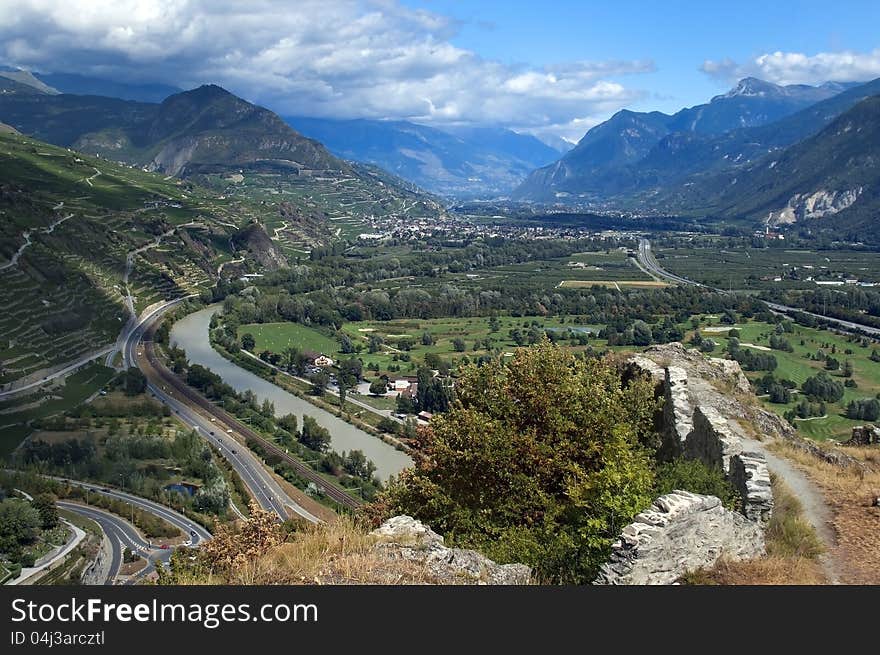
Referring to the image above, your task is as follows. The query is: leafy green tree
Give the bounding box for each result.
[802,371,844,403]
[654,458,737,509]
[32,494,59,530]
[0,499,41,548]
[123,367,147,396]
[369,378,388,396]
[277,414,298,434]
[452,337,466,352]
[300,416,331,452]
[240,333,256,352]
[379,341,658,583]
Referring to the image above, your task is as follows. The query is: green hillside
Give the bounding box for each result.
[0,131,241,385]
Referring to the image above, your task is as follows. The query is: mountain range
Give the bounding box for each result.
[286,116,563,197]
[514,77,866,202]
[663,94,880,231]
[0,83,347,176]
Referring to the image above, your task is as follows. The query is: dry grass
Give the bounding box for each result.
[169,516,448,585]
[682,476,826,585]
[768,441,880,584]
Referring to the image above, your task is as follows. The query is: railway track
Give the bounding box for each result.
[140,326,363,511]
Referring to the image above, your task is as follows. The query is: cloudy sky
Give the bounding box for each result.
[1,0,879,143]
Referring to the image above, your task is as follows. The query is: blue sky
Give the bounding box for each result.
[404,0,880,113]
[2,1,879,143]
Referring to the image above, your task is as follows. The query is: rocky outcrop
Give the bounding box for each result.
[626,344,775,526]
[686,405,742,473]
[729,451,774,523]
[82,531,113,586]
[371,516,531,585]
[768,187,863,226]
[665,366,692,455]
[231,222,287,270]
[594,491,765,585]
[847,425,880,446]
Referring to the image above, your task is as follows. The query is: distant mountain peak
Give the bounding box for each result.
[723,77,781,99]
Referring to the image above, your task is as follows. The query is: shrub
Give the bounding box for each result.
[378,340,659,584]
[653,458,738,509]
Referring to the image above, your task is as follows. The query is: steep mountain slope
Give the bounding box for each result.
[0,85,444,227]
[286,116,559,197]
[667,78,855,134]
[668,95,880,230]
[0,130,250,386]
[34,72,181,103]
[514,78,856,201]
[517,110,673,199]
[0,67,59,95]
[0,85,346,175]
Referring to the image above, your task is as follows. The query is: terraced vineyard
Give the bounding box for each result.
[0,132,240,386]
[195,164,443,257]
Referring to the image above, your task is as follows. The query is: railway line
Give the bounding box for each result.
[139,322,363,512]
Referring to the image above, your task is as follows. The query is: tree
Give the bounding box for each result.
[310,372,329,396]
[272,415,296,437]
[32,494,59,530]
[631,320,653,347]
[343,450,377,481]
[379,340,658,584]
[377,416,400,434]
[452,338,466,352]
[240,333,256,351]
[339,334,355,354]
[338,358,363,388]
[300,416,331,452]
[369,378,388,396]
[843,360,854,378]
[802,372,844,403]
[123,367,147,396]
[421,331,434,346]
[0,499,41,548]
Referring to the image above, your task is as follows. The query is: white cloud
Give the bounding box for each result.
[702,49,880,86]
[0,0,653,139]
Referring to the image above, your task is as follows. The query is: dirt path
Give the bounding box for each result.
[744,439,844,584]
[686,373,845,583]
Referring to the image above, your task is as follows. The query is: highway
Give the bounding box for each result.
[637,238,880,337]
[123,299,329,522]
[54,478,212,545]
[57,502,168,585]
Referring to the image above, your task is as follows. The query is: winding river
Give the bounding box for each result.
[170,306,412,481]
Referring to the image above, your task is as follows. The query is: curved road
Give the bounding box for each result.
[54,478,211,544]
[57,502,169,585]
[638,238,880,337]
[123,300,323,523]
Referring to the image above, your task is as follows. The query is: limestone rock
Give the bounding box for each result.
[686,405,742,473]
[594,491,765,585]
[371,516,531,585]
[729,451,773,524]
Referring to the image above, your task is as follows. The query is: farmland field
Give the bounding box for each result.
[0,362,115,456]
[235,315,600,378]
[656,244,880,291]
[237,322,339,355]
